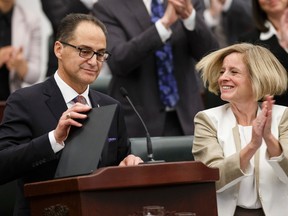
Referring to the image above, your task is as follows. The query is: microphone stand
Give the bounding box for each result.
[120,87,165,163]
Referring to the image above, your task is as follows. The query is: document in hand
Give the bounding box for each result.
[54,104,117,179]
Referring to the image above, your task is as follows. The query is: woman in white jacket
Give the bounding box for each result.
[193,43,288,216]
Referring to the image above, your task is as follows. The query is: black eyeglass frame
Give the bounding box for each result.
[60,41,111,62]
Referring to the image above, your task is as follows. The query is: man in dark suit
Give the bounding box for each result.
[93,0,219,137]
[0,13,142,215]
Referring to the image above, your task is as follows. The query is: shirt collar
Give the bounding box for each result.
[260,21,278,41]
[54,71,90,106]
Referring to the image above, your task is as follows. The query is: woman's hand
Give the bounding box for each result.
[262,95,282,157]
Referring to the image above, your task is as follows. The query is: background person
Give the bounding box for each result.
[93,0,219,137]
[239,0,288,106]
[0,0,42,100]
[193,43,288,216]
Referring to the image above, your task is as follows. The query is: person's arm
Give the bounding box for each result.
[267,107,288,183]
[0,92,56,184]
[92,2,167,76]
[193,111,245,191]
[93,0,218,76]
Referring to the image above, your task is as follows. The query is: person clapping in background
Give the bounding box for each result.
[0,0,41,100]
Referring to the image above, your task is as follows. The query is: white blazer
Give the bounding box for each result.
[193,103,288,216]
[10,3,41,93]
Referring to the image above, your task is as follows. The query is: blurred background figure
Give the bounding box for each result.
[203,0,253,48]
[0,0,42,101]
[202,0,254,109]
[93,0,219,137]
[239,0,288,106]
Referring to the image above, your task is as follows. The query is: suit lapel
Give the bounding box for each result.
[124,0,152,30]
[43,77,68,120]
[89,90,102,108]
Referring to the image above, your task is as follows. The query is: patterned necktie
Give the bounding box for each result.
[72,95,87,105]
[151,0,179,108]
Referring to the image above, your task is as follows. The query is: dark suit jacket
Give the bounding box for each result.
[0,77,130,215]
[93,0,219,137]
[239,29,288,106]
[220,0,253,45]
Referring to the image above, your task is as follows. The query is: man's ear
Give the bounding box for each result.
[54,41,63,59]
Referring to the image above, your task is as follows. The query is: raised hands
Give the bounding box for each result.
[168,0,194,19]
[0,46,14,68]
[209,0,225,18]
[279,8,288,49]
[6,47,28,79]
[0,46,28,79]
[251,95,281,157]
[160,0,194,29]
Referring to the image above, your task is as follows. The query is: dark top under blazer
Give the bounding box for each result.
[0,77,130,215]
[93,0,219,137]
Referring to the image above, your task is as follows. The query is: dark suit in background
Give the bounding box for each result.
[40,0,90,77]
[238,0,288,106]
[93,0,219,137]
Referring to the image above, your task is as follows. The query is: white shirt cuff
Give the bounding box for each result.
[155,20,172,42]
[80,0,98,9]
[223,0,233,12]
[203,9,219,27]
[268,151,284,161]
[182,9,196,31]
[49,130,65,153]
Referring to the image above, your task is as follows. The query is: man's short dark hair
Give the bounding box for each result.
[56,13,108,43]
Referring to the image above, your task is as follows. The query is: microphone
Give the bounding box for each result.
[120,87,164,163]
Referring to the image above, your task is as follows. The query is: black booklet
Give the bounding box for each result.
[54,104,117,178]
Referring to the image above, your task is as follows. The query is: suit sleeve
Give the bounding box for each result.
[272,108,288,182]
[193,111,244,191]
[92,0,218,77]
[0,92,56,184]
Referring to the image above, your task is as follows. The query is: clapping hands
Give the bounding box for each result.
[279,9,288,49]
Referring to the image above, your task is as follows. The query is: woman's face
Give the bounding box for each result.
[258,0,288,16]
[218,53,254,105]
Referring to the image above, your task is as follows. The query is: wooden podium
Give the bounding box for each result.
[24,161,219,216]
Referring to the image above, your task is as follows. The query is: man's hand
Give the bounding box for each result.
[169,0,194,20]
[160,2,178,29]
[119,154,144,166]
[54,103,91,144]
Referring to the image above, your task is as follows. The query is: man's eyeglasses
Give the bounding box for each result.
[60,41,111,62]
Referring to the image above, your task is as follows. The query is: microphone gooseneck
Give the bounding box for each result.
[120,87,154,162]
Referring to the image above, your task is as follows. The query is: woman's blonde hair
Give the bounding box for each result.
[196,43,287,101]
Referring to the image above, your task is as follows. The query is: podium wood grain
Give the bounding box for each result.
[25,161,219,216]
